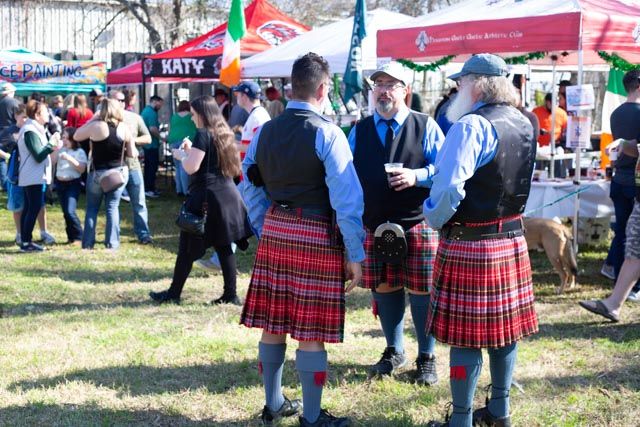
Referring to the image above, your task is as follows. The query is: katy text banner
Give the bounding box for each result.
[143,57,222,79]
[0,61,106,84]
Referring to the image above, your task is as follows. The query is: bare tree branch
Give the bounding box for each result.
[113,0,165,52]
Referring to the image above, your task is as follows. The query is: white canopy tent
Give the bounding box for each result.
[241,9,412,78]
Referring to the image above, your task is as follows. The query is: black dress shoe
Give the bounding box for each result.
[149,290,180,304]
[472,407,511,427]
[299,409,351,427]
[212,294,242,306]
[260,396,302,426]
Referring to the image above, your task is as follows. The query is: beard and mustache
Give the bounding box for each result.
[445,83,476,123]
[376,96,395,114]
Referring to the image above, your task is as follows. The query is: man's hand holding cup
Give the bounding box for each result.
[385,162,416,191]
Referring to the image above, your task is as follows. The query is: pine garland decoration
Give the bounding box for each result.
[503,51,546,64]
[598,51,640,72]
[396,56,456,72]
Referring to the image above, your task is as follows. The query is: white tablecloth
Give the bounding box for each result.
[524,179,613,218]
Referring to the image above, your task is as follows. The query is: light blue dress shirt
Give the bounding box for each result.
[423,102,499,229]
[347,106,444,187]
[241,100,366,263]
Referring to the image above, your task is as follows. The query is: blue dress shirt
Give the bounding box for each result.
[347,106,444,187]
[241,100,366,262]
[423,102,499,229]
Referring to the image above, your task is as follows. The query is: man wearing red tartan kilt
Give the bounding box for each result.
[347,61,445,385]
[424,54,538,427]
[240,53,365,427]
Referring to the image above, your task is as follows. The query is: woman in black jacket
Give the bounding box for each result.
[150,95,252,305]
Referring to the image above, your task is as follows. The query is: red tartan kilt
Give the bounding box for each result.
[240,206,346,343]
[427,234,538,348]
[361,221,438,292]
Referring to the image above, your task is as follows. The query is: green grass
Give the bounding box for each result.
[0,184,639,426]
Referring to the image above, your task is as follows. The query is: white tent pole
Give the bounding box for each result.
[573,47,584,254]
[549,59,557,179]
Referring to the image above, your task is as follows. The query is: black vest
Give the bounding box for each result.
[451,103,536,223]
[255,108,330,208]
[353,111,430,230]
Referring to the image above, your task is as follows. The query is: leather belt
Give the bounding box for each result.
[441,218,524,241]
[272,203,332,220]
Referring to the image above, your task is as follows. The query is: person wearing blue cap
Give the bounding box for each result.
[424,54,538,427]
[232,81,271,159]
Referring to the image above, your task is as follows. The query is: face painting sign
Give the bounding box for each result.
[0,60,105,84]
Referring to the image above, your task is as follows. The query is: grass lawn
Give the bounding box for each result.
[0,185,638,426]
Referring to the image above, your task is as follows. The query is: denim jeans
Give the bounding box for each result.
[125,168,151,241]
[0,158,7,191]
[56,178,83,242]
[174,158,189,195]
[83,169,128,249]
[20,184,45,244]
[143,147,159,192]
[606,180,640,291]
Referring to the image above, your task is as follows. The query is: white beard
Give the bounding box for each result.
[376,98,394,114]
[445,85,476,123]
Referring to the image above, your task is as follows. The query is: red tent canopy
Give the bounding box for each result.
[377,0,640,65]
[143,0,309,80]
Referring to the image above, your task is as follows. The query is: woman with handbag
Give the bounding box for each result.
[74,98,134,249]
[149,95,252,305]
[17,100,63,252]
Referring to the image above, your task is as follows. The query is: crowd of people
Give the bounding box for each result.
[0,84,155,251]
[1,52,638,427]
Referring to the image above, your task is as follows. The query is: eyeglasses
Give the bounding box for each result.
[373,82,405,91]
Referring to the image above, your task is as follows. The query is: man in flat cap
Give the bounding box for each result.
[425,54,537,427]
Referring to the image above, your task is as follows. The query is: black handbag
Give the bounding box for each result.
[175,202,207,236]
[175,139,209,236]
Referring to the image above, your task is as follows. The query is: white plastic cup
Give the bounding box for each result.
[384,162,403,188]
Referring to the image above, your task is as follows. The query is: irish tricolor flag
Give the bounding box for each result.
[600,68,627,168]
[219,0,246,88]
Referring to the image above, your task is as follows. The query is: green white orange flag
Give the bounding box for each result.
[219,0,246,87]
[599,68,627,168]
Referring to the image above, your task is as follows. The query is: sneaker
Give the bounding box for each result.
[121,194,131,203]
[600,263,615,280]
[15,233,21,246]
[149,290,181,305]
[299,409,351,427]
[20,242,45,253]
[260,396,302,426]
[627,291,640,303]
[212,295,242,306]
[194,258,221,272]
[40,230,56,245]
[139,236,154,245]
[370,346,407,376]
[415,353,438,386]
[145,191,159,199]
